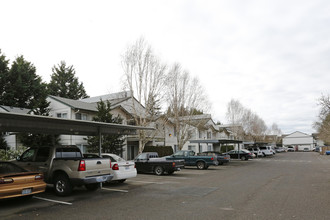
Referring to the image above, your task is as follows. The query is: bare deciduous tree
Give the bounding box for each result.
[121,37,167,153]
[226,99,269,142]
[165,63,210,150]
[315,94,330,145]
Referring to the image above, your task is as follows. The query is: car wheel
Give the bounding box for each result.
[85,183,100,191]
[154,166,164,175]
[118,179,126,183]
[54,174,73,196]
[196,161,205,170]
[241,156,246,161]
[219,162,223,165]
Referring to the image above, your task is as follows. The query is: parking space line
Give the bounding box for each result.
[33,196,72,205]
[127,180,164,184]
[102,188,129,193]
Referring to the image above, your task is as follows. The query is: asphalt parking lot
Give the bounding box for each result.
[2,152,330,220]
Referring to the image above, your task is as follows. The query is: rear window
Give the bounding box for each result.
[56,147,82,158]
[0,162,27,174]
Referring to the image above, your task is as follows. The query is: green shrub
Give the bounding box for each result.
[143,146,174,157]
[0,146,27,161]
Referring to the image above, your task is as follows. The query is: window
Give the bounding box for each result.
[76,113,87,120]
[57,113,67,118]
[207,132,212,139]
[0,162,26,174]
[188,145,196,152]
[174,151,184,156]
[35,148,50,162]
[20,148,37,162]
[199,130,202,138]
[56,147,82,158]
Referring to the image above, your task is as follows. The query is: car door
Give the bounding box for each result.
[15,148,38,171]
[135,154,149,173]
[33,147,51,178]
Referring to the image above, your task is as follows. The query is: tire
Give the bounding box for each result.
[154,166,164,175]
[85,183,100,191]
[54,174,73,196]
[196,161,205,170]
[219,161,224,165]
[117,179,126,183]
[241,156,246,161]
[204,165,209,170]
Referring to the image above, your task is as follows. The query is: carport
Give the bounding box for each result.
[0,111,153,156]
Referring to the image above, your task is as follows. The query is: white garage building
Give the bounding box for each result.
[282,131,316,151]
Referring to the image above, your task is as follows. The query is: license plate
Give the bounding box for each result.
[22,188,32,195]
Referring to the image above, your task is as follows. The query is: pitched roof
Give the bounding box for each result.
[81,91,132,104]
[0,105,31,114]
[48,95,98,112]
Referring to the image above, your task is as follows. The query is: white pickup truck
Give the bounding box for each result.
[14,145,113,196]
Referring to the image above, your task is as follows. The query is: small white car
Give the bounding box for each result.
[101,153,137,183]
[259,146,274,156]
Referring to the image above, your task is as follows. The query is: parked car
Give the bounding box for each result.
[0,161,46,199]
[275,147,285,153]
[101,153,137,183]
[259,146,274,156]
[166,150,219,169]
[14,145,113,196]
[287,146,295,152]
[135,152,184,175]
[197,151,230,165]
[224,149,253,160]
[247,147,264,157]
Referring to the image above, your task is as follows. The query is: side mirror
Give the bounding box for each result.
[16,156,21,161]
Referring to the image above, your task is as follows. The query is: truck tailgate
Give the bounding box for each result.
[83,158,111,176]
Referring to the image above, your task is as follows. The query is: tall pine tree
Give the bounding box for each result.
[48,61,88,99]
[0,52,58,147]
[86,100,125,155]
[0,55,47,109]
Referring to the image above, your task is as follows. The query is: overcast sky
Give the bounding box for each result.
[1,0,330,134]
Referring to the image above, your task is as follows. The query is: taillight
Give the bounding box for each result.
[78,160,86,171]
[172,162,176,167]
[134,164,136,168]
[211,157,214,161]
[112,164,119,170]
[35,174,44,180]
[0,178,14,184]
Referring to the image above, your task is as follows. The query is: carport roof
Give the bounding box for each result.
[0,112,153,136]
[189,139,243,144]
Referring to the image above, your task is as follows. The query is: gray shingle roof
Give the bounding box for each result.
[48,96,98,112]
[0,105,31,114]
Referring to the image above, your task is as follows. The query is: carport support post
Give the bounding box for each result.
[238,143,240,160]
[98,128,103,189]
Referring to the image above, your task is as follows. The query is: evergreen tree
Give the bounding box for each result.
[48,61,88,99]
[0,133,8,150]
[86,100,125,155]
[0,52,58,147]
[0,55,47,109]
[0,50,10,98]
